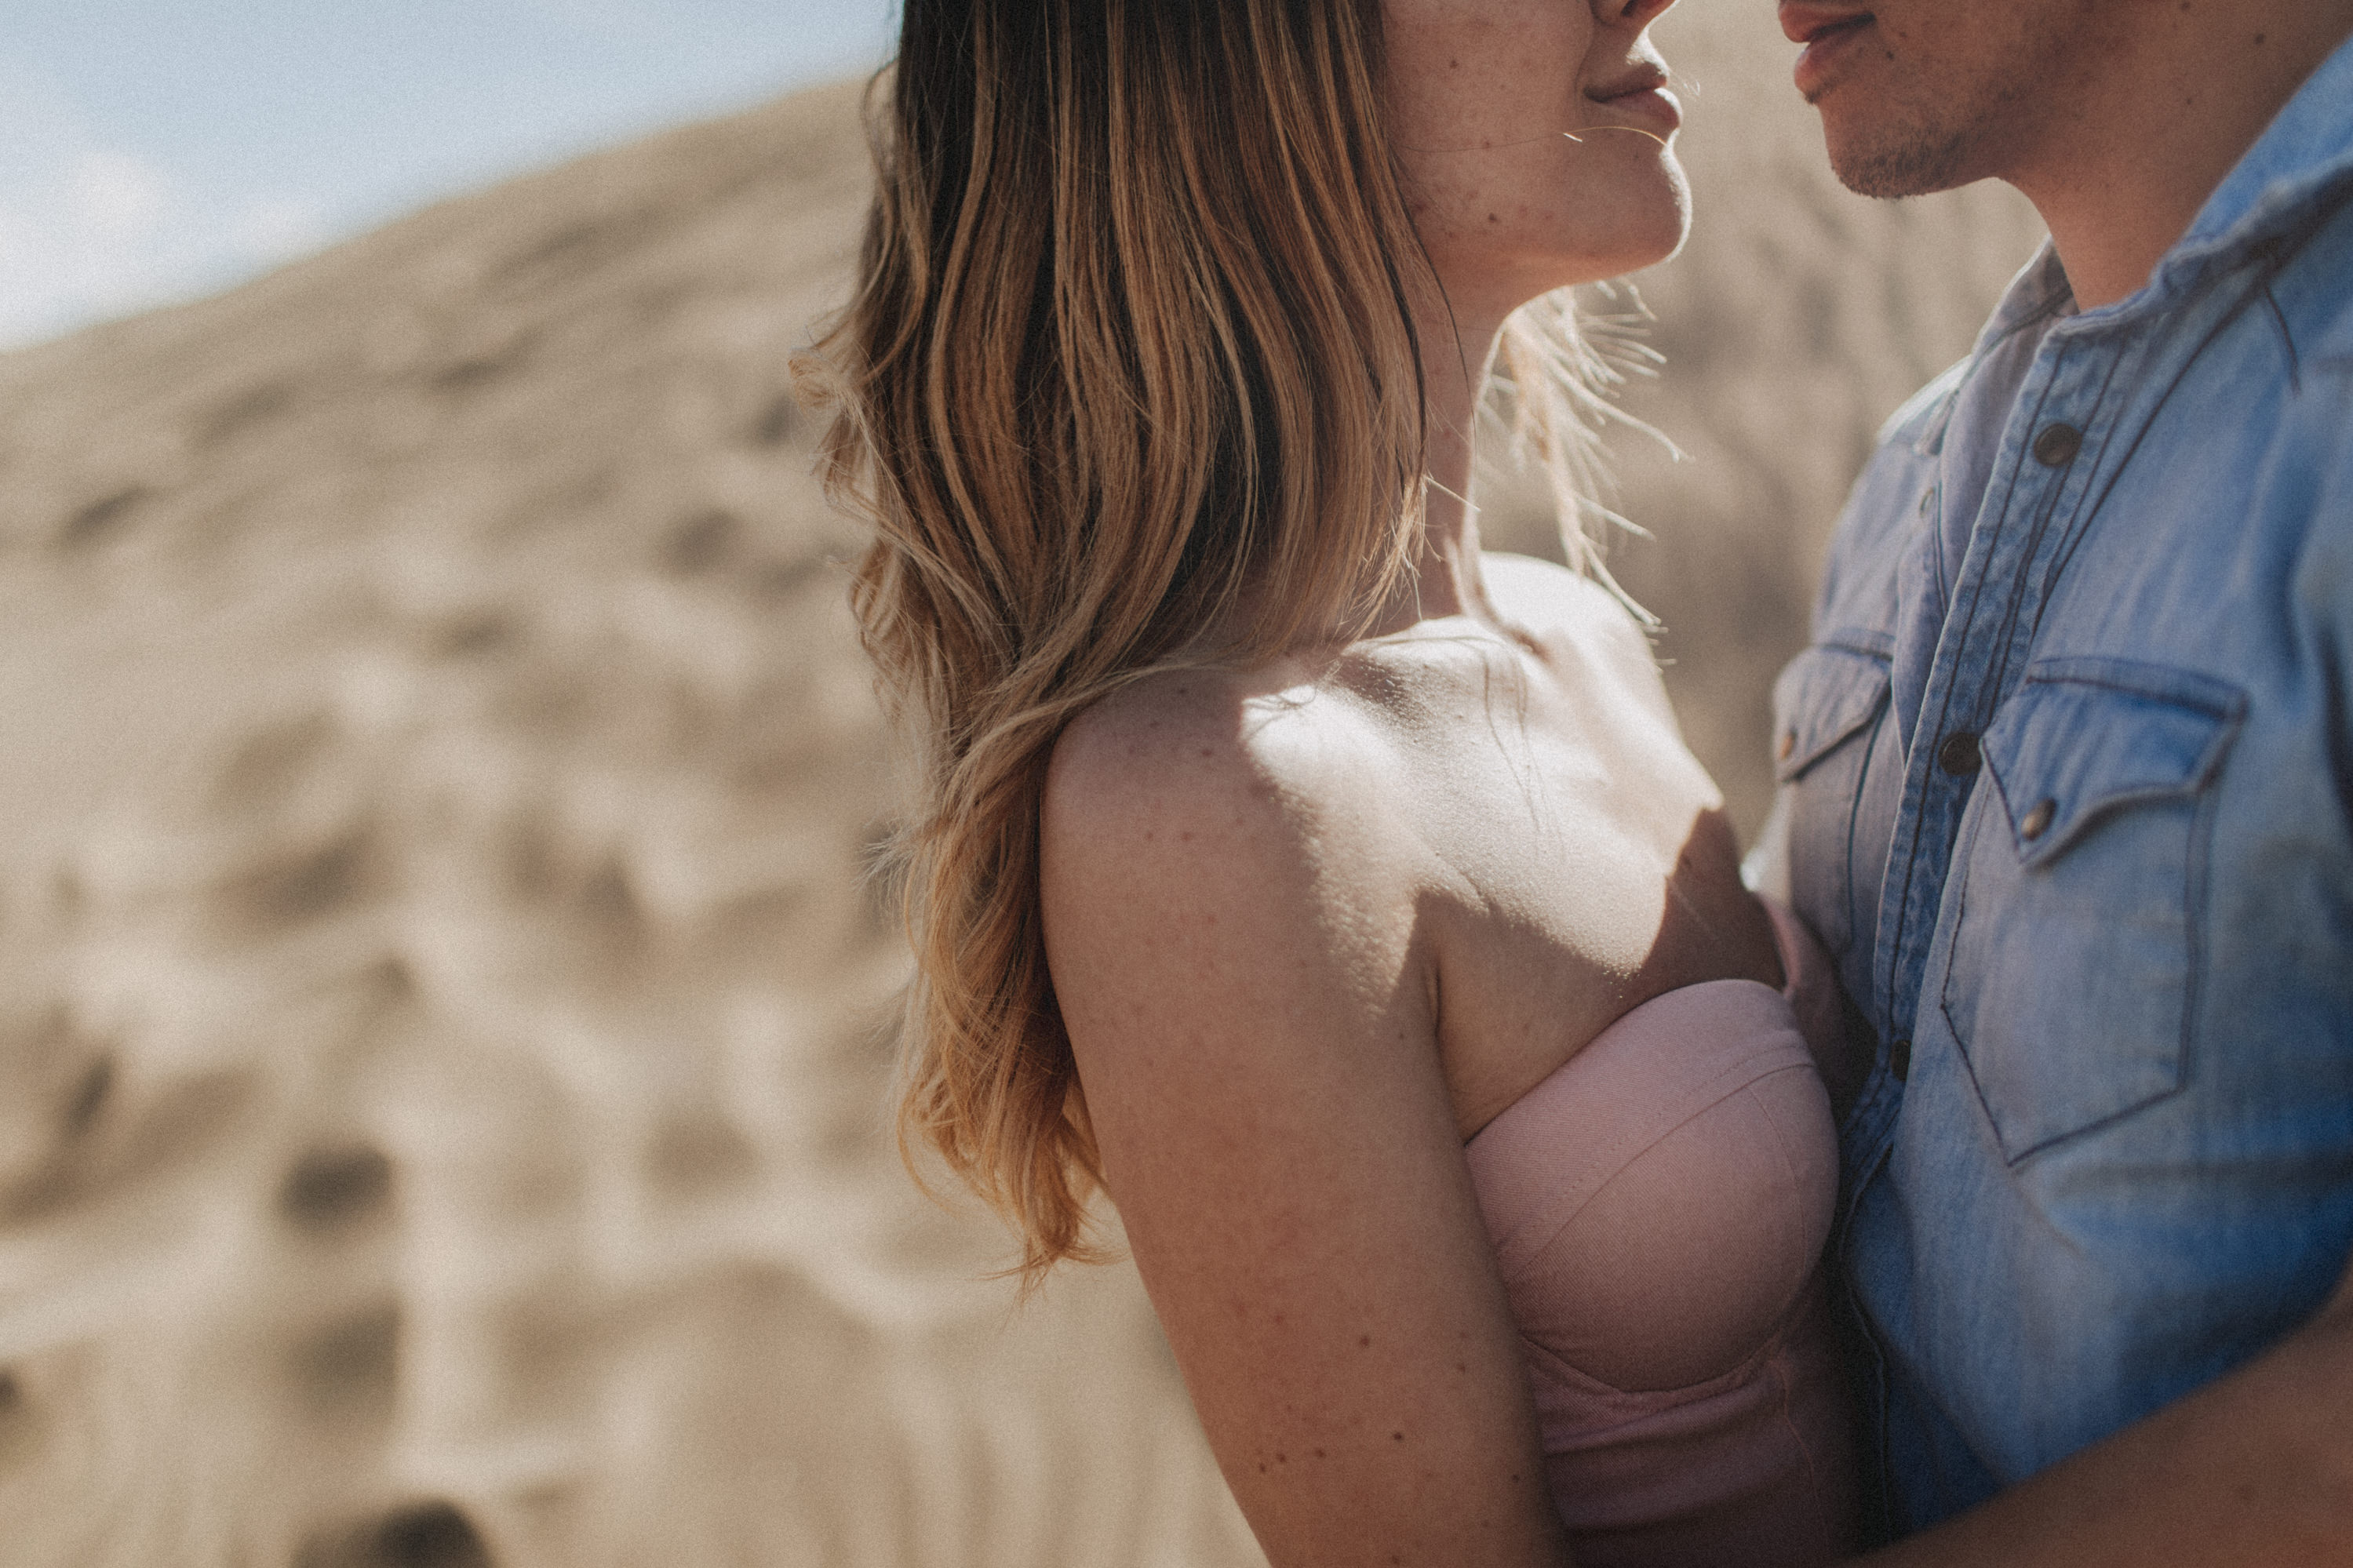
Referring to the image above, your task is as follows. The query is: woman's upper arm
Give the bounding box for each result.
[1040,694,1571,1568]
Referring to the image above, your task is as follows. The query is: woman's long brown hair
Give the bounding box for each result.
[804,0,1613,1281]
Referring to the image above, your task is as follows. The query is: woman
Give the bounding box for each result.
[809,2,1862,1563]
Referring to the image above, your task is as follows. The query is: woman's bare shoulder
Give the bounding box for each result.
[1040,667,1417,1013]
[1481,552,1649,652]
[1038,677,1560,1568]
[1044,664,1386,859]
[1481,551,1671,716]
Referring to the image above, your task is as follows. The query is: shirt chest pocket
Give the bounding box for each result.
[1937,659,2245,1163]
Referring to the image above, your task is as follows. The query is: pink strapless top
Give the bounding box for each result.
[1466,901,1860,1568]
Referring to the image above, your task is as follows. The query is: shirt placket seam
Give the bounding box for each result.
[1980,354,2126,708]
[1873,364,2066,1042]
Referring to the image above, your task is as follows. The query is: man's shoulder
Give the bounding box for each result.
[2280,193,2353,381]
[2271,189,2353,367]
[1873,355,1976,453]
[1808,358,1976,638]
[1843,353,1976,544]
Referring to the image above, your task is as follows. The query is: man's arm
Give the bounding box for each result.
[1859,1253,2353,1566]
[1757,769,2353,1564]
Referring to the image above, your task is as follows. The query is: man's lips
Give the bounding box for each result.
[1780,5,1876,98]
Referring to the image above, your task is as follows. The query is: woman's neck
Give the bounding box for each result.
[1368,311,1502,636]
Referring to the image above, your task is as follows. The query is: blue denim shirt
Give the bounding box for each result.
[1773,37,2353,1534]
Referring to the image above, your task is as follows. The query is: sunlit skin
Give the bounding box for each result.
[1762,2,2353,1566]
[1038,3,1810,1565]
[1385,0,1692,611]
[1386,0,1690,327]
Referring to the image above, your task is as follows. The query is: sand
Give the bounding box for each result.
[0,3,2040,1563]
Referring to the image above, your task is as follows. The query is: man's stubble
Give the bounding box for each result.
[1808,1,2096,202]
[1813,68,2025,200]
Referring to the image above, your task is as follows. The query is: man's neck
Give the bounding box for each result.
[2016,5,2353,310]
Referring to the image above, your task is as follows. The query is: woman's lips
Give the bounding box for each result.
[1588,85,1684,136]
[1789,13,1875,100]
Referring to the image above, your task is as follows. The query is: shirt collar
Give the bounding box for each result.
[1972,243,2074,357]
[1965,31,2353,337]
[2176,29,2353,259]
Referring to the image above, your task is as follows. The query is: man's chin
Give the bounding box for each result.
[1820,117,1975,200]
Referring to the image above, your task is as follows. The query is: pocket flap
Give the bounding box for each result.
[1772,644,1893,782]
[1980,658,2245,867]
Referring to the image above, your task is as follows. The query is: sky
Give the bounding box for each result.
[0,2,901,348]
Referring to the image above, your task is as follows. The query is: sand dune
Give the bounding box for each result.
[0,5,2038,1563]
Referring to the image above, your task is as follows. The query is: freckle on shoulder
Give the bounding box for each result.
[1045,673,1258,838]
[1054,673,1233,771]
[1045,664,1372,886]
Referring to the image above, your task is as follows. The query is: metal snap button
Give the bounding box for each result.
[1890,1038,1912,1082]
[2034,423,2083,466]
[2021,798,2056,840]
[1936,731,1983,776]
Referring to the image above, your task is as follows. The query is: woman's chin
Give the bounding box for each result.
[1640,192,1696,274]
[1547,156,1692,286]
[1623,155,1695,272]
[1612,169,1693,278]
[1551,210,1694,293]
[1431,162,1692,314]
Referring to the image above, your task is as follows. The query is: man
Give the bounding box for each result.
[1757,0,2353,1560]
